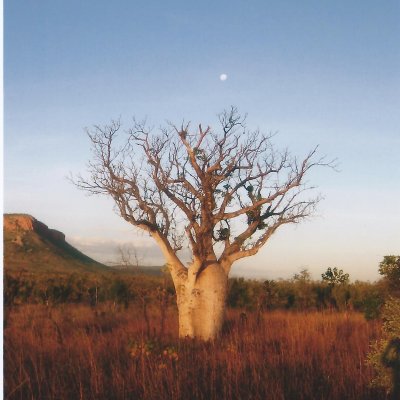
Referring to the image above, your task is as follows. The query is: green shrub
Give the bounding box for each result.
[367,297,400,395]
[363,291,385,320]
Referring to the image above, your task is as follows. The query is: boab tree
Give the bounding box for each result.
[75,108,332,340]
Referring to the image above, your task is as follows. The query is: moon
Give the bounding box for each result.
[219,73,228,81]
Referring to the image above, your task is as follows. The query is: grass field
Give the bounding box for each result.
[4,304,388,400]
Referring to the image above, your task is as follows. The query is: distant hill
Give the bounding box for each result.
[3,214,110,275]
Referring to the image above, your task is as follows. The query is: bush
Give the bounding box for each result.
[228,278,255,309]
[367,297,400,395]
[379,255,400,296]
[362,291,385,321]
[109,279,132,308]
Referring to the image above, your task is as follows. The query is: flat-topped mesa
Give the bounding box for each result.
[4,214,66,243]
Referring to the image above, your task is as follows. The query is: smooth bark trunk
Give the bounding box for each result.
[177,263,228,340]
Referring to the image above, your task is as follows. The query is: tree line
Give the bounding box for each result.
[5,256,398,321]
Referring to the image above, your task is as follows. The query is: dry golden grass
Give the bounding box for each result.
[4,304,387,400]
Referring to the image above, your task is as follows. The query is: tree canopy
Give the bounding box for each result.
[379,255,400,294]
[75,107,332,279]
[322,267,350,286]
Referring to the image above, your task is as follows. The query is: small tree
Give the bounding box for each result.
[262,280,278,310]
[321,267,349,286]
[321,267,350,310]
[292,268,315,310]
[109,279,132,308]
[75,107,332,339]
[379,256,400,295]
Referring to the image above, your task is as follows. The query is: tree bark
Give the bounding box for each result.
[176,263,228,340]
[76,110,329,341]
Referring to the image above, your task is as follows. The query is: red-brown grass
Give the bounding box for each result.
[4,304,387,400]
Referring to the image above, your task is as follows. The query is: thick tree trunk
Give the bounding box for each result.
[177,263,228,340]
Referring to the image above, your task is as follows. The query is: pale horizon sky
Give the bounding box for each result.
[4,0,400,281]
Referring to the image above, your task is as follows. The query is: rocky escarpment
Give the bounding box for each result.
[4,214,66,245]
[3,214,108,274]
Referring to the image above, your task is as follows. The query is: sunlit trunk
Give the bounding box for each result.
[177,263,228,340]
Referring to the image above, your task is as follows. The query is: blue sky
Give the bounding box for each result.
[4,0,400,280]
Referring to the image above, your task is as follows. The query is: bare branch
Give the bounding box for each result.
[73,108,334,281]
